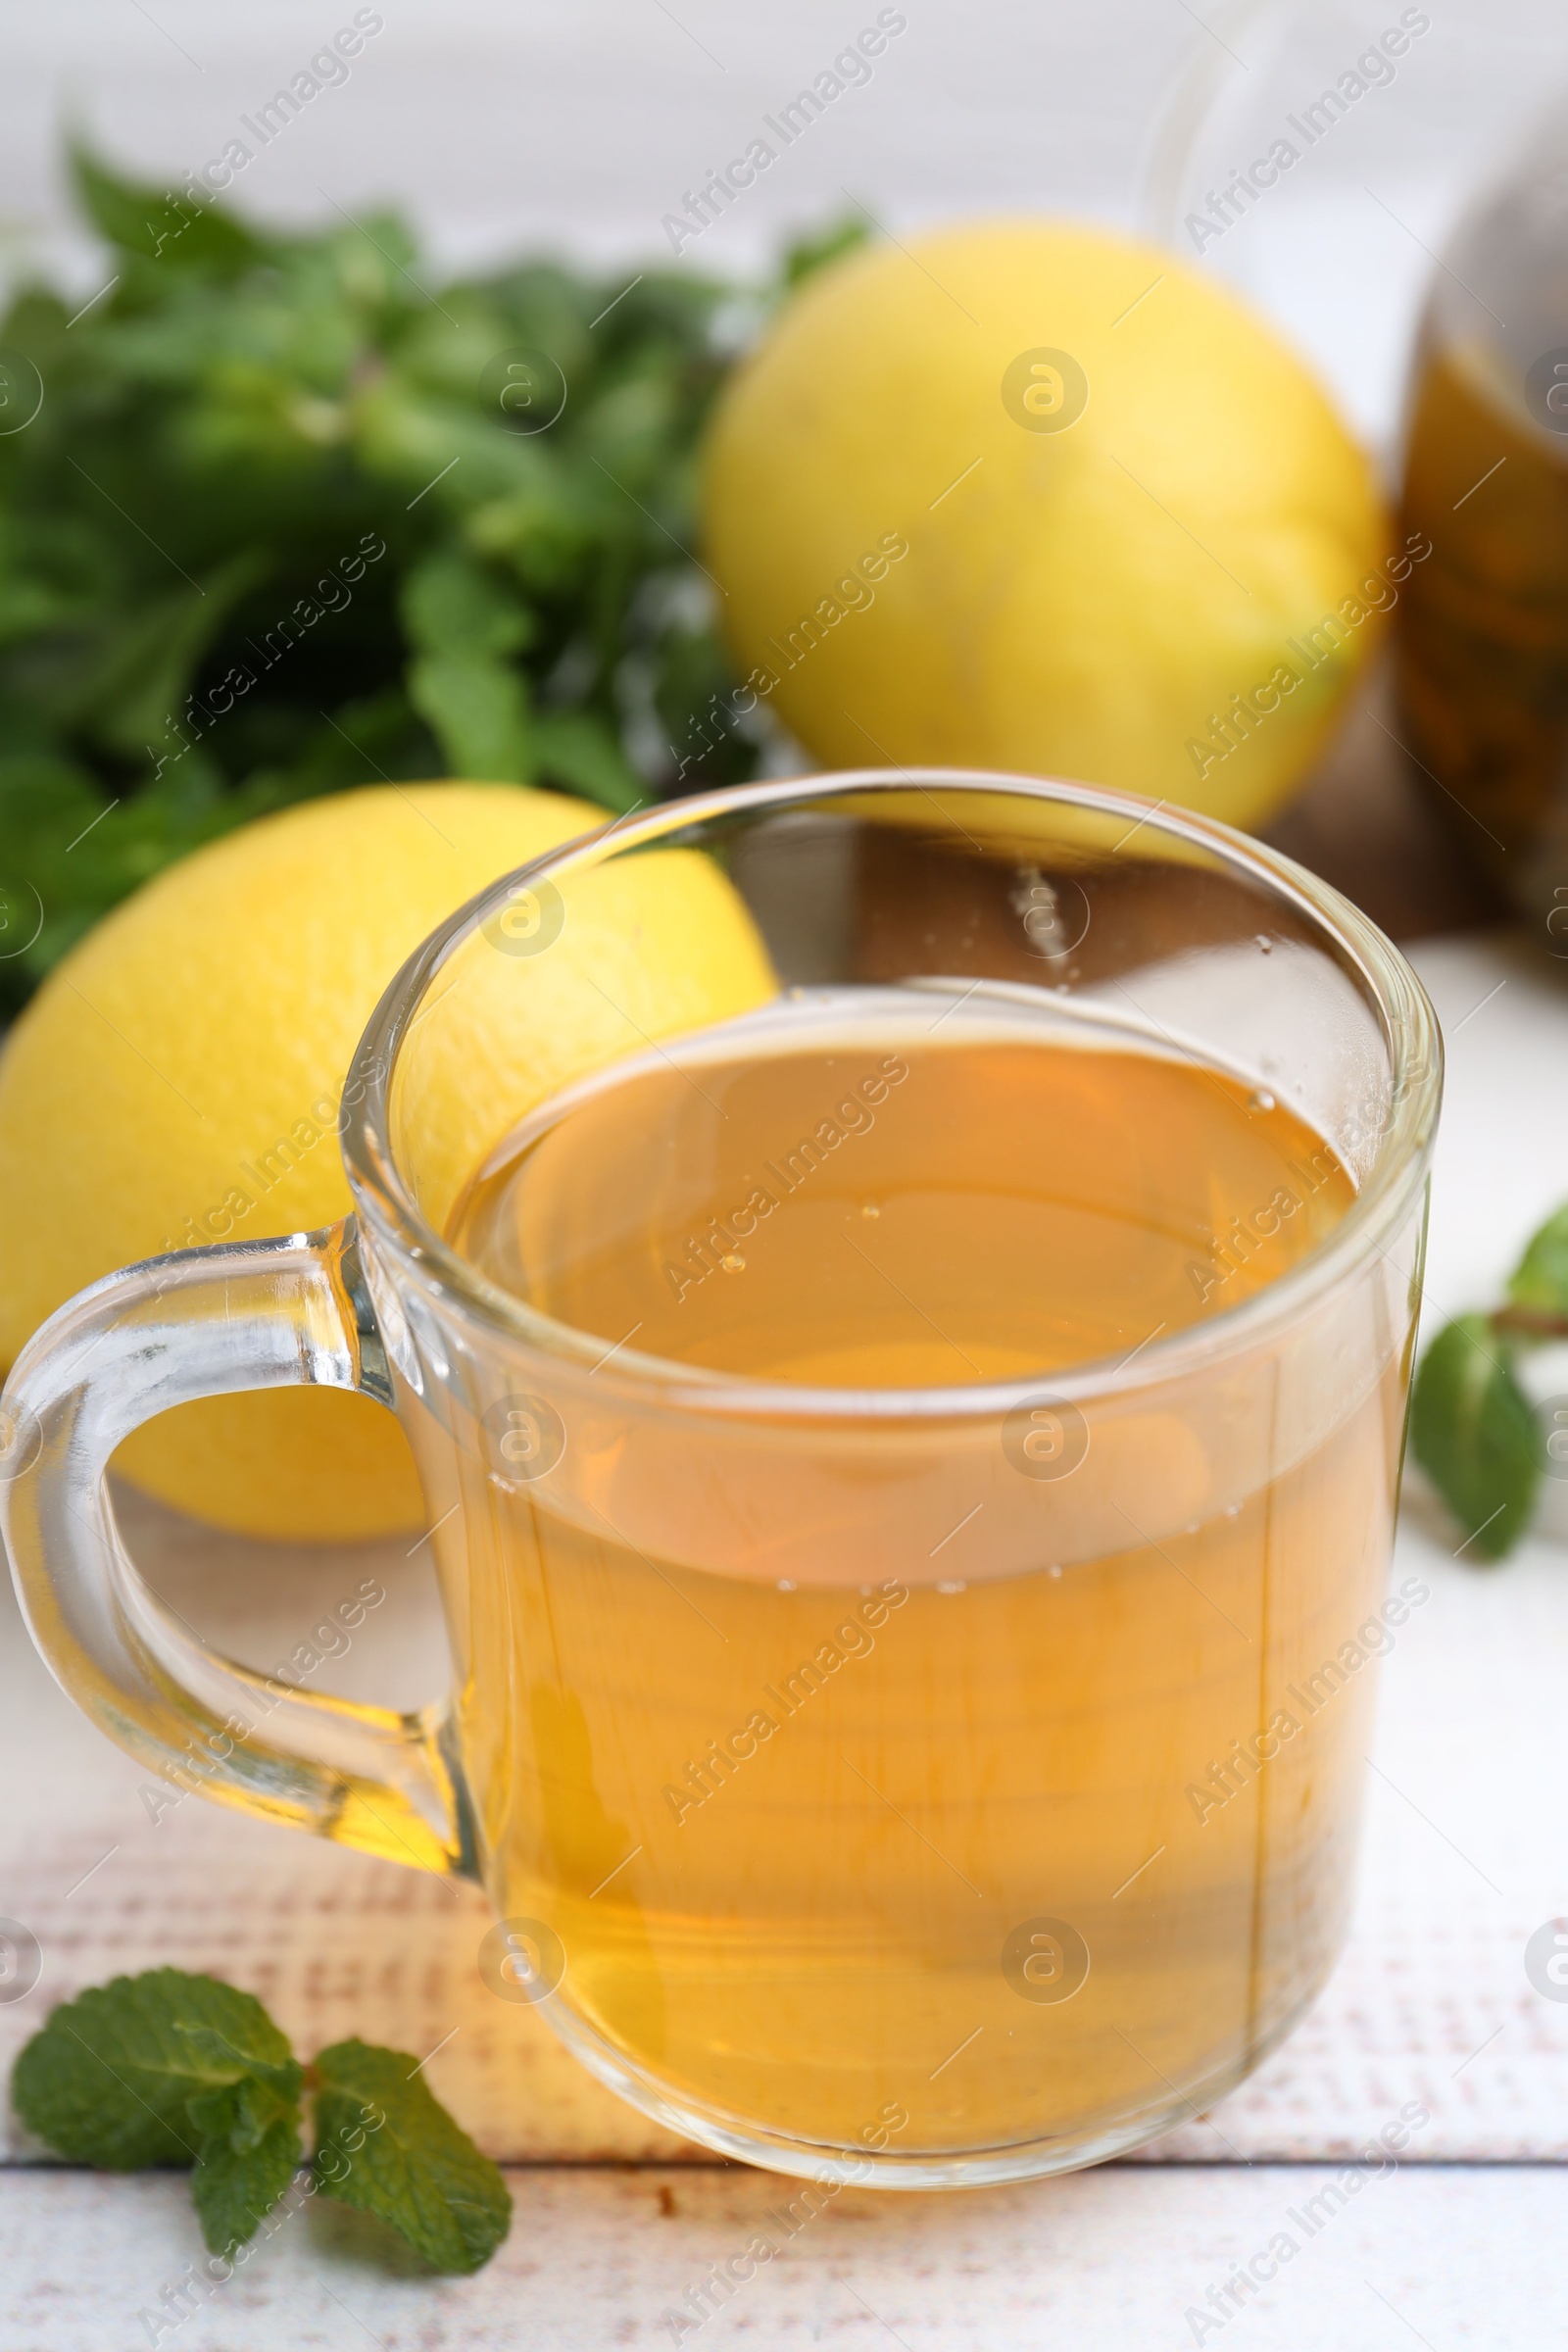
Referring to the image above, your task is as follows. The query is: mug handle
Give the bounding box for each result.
[0,1217,473,1879]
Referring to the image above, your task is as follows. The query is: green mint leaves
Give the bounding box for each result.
[1410,1314,1541,1560]
[1411,1203,1568,1562]
[11,1971,508,2274]
[314,2040,511,2275]
[0,144,869,1015]
[10,1970,297,2176]
[1507,1202,1568,1317]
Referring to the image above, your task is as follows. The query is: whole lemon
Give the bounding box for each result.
[0,784,775,1541]
[704,220,1390,829]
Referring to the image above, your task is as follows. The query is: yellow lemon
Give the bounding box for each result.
[0,784,775,1541]
[703,220,1390,830]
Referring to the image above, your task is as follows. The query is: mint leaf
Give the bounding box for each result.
[69,142,268,275]
[407,647,533,783]
[400,548,534,661]
[1508,1203,1568,1317]
[782,214,870,288]
[532,709,644,813]
[11,1969,302,2234]
[190,2097,303,2257]
[1411,1312,1540,1562]
[186,2063,305,2254]
[312,2039,510,2274]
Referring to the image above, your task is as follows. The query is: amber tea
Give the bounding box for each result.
[405,990,1405,2164]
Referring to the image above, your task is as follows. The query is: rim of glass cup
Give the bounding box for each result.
[342,767,1441,1421]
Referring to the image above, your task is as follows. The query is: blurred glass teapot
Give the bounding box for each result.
[1396,94,1568,948]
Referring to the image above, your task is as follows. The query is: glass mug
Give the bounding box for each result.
[0,771,1441,2188]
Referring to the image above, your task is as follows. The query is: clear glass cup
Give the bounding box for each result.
[0,769,1441,2188]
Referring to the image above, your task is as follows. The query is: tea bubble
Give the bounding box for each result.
[1249,1090,1276,1114]
[936,1580,966,1594]
[720,1251,746,1274]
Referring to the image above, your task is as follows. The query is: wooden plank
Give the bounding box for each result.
[0,2161,1562,2350]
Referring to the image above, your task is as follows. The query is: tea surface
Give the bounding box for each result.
[451,993,1351,1385]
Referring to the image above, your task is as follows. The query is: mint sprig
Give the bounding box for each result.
[1411,1202,1568,1563]
[10,1970,508,2274]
